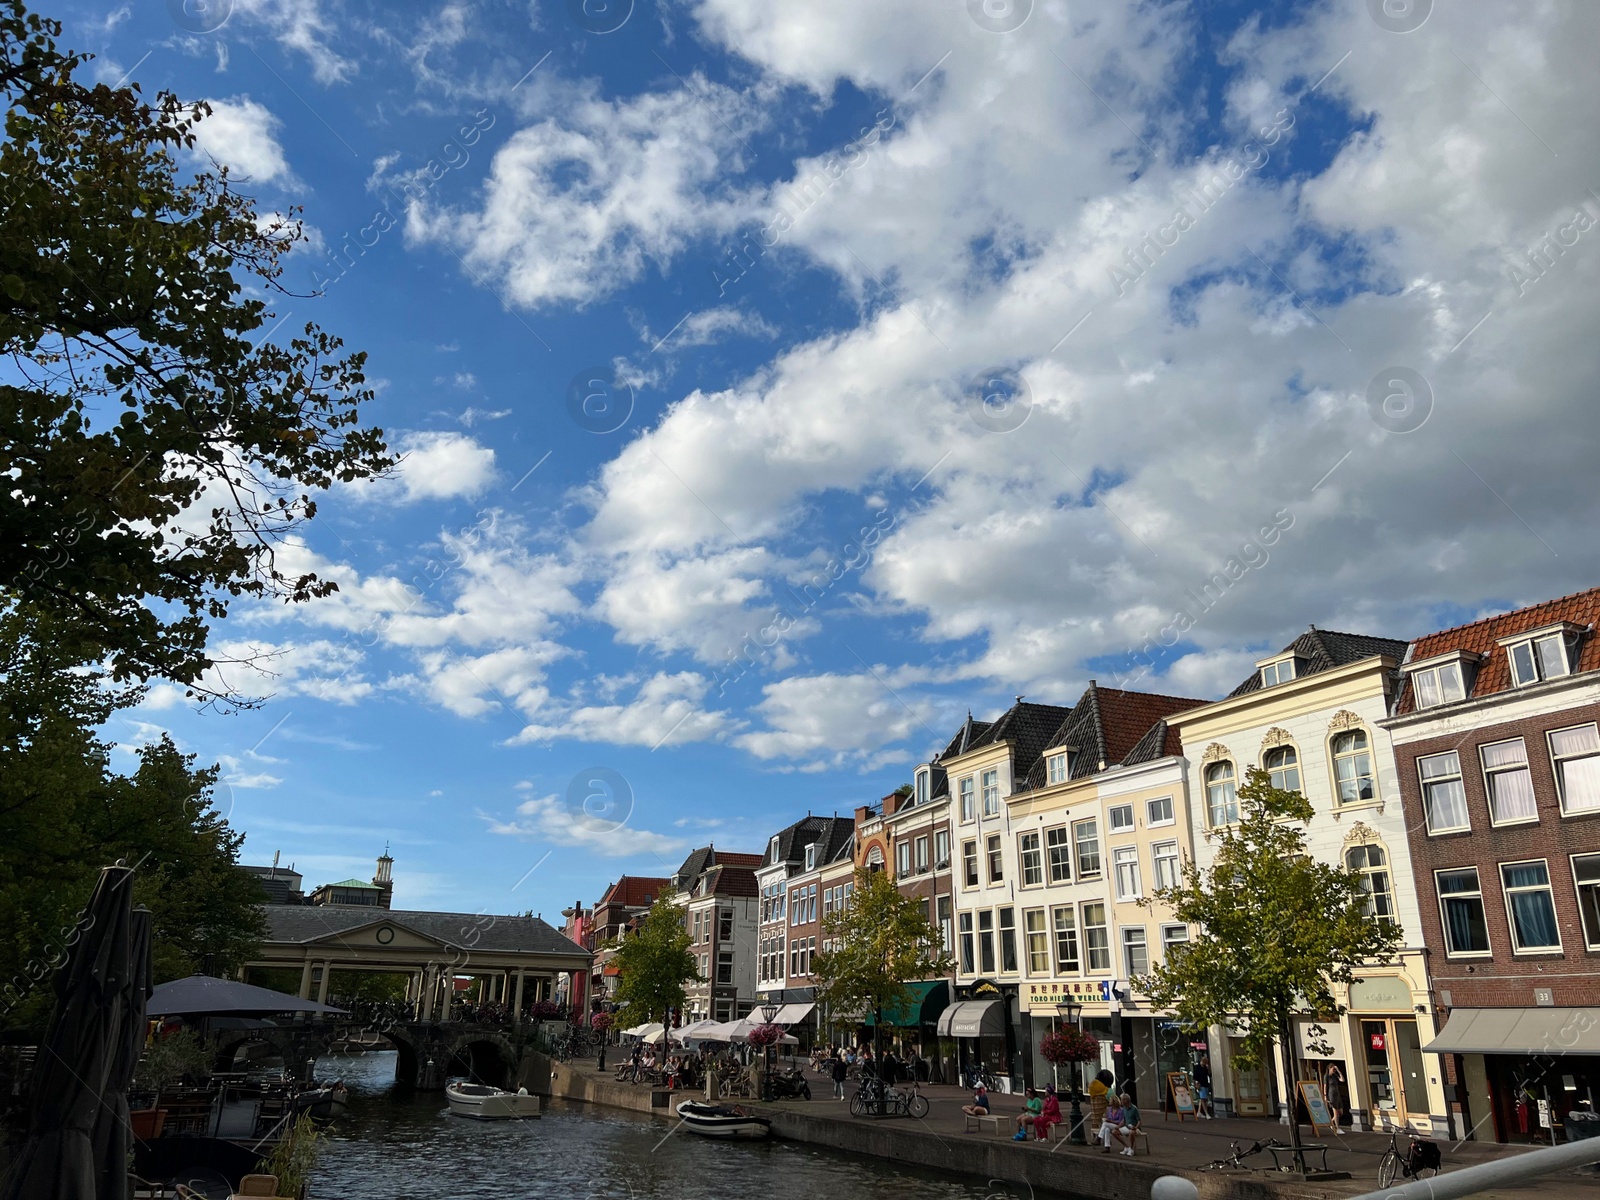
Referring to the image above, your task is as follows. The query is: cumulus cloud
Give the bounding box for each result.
[191,97,292,184]
[483,791,688,858]
[508,671,739,750]
[353,431,497,504]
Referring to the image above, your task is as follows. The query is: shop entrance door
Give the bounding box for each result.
[1361,1018,1427,1128]
[1229,1037,1271,1116]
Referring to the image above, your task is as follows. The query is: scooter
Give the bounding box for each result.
[770,1067,811,1100]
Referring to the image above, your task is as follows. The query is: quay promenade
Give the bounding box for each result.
[534,1057,1598,1200]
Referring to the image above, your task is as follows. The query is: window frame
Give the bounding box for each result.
[999,907,1019,973]
[1346,843,1396,925]
[977,910,996,974]
[1108,803,1135,833]
[1205,760,1239,827]
[1411,661,1467,709]
[1081,902,1110,973]
[1045,825,1072,884]
[1113,845,1143,901]
[958,911,975,973]
[1332,727,1377,806]
[1024,907,1050,975]
[981,768,1001,817]
[1260,657,1296,687]
[985,833,1004,884]
[1548,723,1600,816]
[1434,866,1491,958]
[1571,852,1600,952]
[1264,744,1302,794]
[1018,830,1044,886]
[1160,924,1189,958]
[1500,858,1563,954]
[1479,736,1539,828]
[1145,795,1175,827]
[962,839,979,888]
[1418,750,1471,835]
[1073,819,1101,878]
[935,828,951,866]
[1151,839,1180,892]
[1051,904,1080,974]
[1506,631,1575,687]
[1047,752,1069,785]
[937,894,954,954]
[896,841,913,876]
[958,776,975,823]
[915,834,930,873]
[1121,925,1149,978]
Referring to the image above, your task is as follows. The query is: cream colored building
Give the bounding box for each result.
[1167,627,1447,1133]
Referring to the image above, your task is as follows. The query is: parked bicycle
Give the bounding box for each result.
[1202,1140,1272,1171]
[1378,1127,1442,1188]
[849,1074,929,1118]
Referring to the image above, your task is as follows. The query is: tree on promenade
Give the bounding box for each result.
[608,898,700,1026]
[1140,766,1400,1173]
[813,867,953,1055]
[0,0,391,700]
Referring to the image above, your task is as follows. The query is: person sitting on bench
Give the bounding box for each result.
[1098,1096,1125,1151]
[1034,1085,1062,1141]
[1013,1087,1042,1139]
[962,1084,992,1117]
[1111,1094,1142,1156]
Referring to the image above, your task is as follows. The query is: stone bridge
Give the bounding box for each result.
[213,1019,556,1091]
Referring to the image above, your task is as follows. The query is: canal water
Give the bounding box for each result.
[312,1052,1027,1200]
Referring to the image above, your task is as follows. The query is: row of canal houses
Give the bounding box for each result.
[573,586,1600,1145]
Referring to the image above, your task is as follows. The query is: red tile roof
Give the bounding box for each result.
[707,865,759,898]
[598,875,670,909]
[1094,687,1208,764]
[1397,585,1600,712]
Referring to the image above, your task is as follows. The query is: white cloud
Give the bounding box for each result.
[733,672,937,770]
[191,97,292,184]
[649,306,778,350]
[482,792,688,858]
[232,0,355,85]
[508,672,737,749]
[353,430,496,504]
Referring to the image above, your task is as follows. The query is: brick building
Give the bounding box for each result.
[671,846,763,1023]
[1381,588,1600,1143]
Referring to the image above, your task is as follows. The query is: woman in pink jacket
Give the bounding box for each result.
[1034,1084,1062,1141]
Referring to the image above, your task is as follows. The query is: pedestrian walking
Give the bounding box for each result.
[1325,1064,1348,1133]
[831,1053,847,1100]
[1193,1055,1213,1119]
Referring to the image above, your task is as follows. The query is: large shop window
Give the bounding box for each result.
[1419,751,1470,834]
[1436,867,1491,956]
[1500,860,1561,952]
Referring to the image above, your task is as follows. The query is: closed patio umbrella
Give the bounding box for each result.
[1,863,142,1200]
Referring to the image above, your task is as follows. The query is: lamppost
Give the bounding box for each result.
[760,1002,780,1102]
[1057,1000,1088,1146]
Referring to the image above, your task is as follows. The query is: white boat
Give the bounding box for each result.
[444,1082,542,1120]
[675,1100,771,1139]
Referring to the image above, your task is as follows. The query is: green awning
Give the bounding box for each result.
[864,981,949,1027]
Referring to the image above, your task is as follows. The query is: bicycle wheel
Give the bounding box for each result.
[1378,1150,1400,1189]
[849,1093,865,1116]
[908,1094,929,1119]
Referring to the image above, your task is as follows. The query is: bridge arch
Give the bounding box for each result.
[444,1031,517,1088]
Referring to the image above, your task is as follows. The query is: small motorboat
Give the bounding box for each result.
[675,1100,771,1139]
[445,1081,542,1120]
[294,1080,349,1120]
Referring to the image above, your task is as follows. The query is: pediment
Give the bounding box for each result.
[306,918,446,951]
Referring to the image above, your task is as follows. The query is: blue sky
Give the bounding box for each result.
[75,0,1600,917]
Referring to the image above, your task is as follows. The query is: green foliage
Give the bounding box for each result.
[134,1028,214,1093]
[1140,767,1399,1069]
[328,971,408,1004]
[608,897,700,1025]
[258,1114,322,1200]
[812,868,953,1030]
[0,1,391,698]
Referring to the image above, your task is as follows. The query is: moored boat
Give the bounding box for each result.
[444,1081,542,1120]
[675,1100,771,1139]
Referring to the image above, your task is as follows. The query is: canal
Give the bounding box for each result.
[313,1052,1029,1200]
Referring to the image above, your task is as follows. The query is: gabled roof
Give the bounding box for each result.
[701,864,760,898]
[261,906,588,957]
[935,700,1072,785]
[597,876,669,910]
[1394,586,1600,713]
[673,846,762,891]
[1021,684,1204,790]
[761,815,854,869]
[937,713,993,761]
[1226,627,1408,698]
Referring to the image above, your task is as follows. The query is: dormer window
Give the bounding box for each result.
[1047,752,1071,785]
[1404,651,1479,710]
[804,842,817,871]
[914,768,930,805]
[768,835,780,864]
[1500,624,1584,688]
[1258,656,1300,688]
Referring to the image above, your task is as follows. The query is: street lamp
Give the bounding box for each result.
[760,1003,780,1102]
[1056,1000,1087,1146]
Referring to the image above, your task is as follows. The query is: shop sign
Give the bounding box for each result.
[971,978,1003,996]
[1024,980,1107,1011]
[1369,1032,1386,1051]
[1349,975,1413,1012]
[1539,1099,1552,1129]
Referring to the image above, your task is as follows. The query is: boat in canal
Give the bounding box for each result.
[444,1081,542,1120]
[675,1100,771,1139]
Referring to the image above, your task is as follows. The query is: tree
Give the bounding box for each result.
[0,2,391,698]
[1140,767,1401,1173]
[607,898,699,1026]
[812,868,953,1056]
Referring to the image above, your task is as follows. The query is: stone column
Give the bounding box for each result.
[421,965,438,1021]
[316,962,331,1004]
[514,969,526,1026]
[298,959,314,1000]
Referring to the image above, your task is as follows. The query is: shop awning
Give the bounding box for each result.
[937,997,1005,1038]
[770,1002,815,1025]
[864,981,949,1027]
[1422,1008,1600,1055]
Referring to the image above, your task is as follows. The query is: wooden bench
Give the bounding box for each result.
[964,1112,1005,1135]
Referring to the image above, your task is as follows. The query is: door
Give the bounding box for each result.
[1363,1017,1429,1129]
[1393,1020,1429,1127]
[1230,1036,1270,1116]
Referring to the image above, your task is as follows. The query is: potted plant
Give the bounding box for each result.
[130,1028,215,1139]
[257,1113,322,1200]
[1038,1026,1100,1067]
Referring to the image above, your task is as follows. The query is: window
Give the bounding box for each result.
[1265,745,1301,793]
[1161,925,1189,958]
[981,769,1000,817]
[717,951,733,984]
[1107,803,1134,832]
[1260,658,1296,687]
[915,835,930,873]
[1052,906,1080,973]
[999,907,1018,972]
[1113,846,1142,900]
[1419,751,1470,833]
[1205,761,1238,826]
[938,895,953,954]
[807,884,817,922]
[1573,854,1600,950]
[1047,752,1070,784]
[1333,730,1376,804]
[1082,902,1110,972]
[962,840,979,888]
[1019,831,1043,885]
[1152,840,1180,892]
[1045,826,1072,883]
[768,834,780,863]
[978,910,996,973]
[1024,909,1050,974]
[1481,738,1538,825]
[1346,844,1396,923]
[1501,860,1561,952]
[935,829,951,866]
[896,841,913,875]
[1122,926,1149,977]
[1146,796,1174,826]
[1507,631,1574,687]
[719,909,733,941]
[959,776,975,822]
[959,912,975,973]
[986,834,1003,883]
[1550,724,1600,814]
[1412,661,1467,709]
[1074,819,1101,878]
[915,768,930,805]
[791,889,803,926]
[1436,868,1490,956]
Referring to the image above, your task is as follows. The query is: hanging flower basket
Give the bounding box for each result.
[746,1022,782,1048]
[590,1012,615,1031]
[1038,1027,1100,1065]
